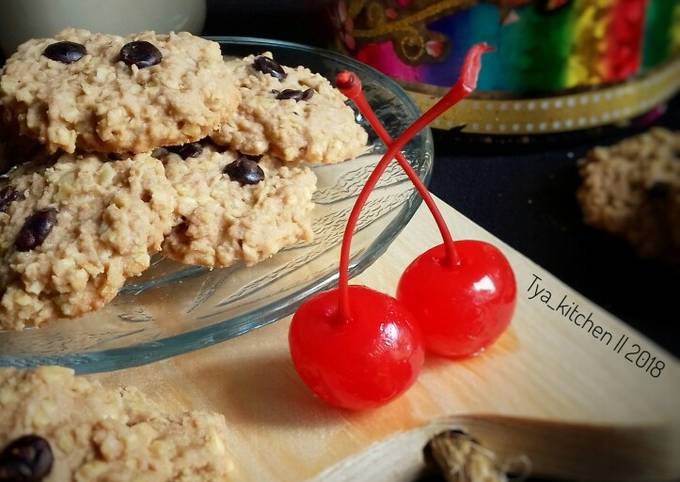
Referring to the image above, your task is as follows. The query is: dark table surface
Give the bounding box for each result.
[204,8,680,358]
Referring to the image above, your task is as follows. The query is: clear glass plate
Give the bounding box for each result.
[0,37,433,373]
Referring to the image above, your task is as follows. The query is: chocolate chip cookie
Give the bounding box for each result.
[0,152,175,330]
[160,142,316,268]
[211,53,368,164]
[0,366,233,481]
[0,28,239,154]
[577,128,680,261]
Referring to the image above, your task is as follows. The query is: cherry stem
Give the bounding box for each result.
[337,76,459,268]
[336,43,491,323]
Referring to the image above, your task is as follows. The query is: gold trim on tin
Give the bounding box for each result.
[406,58,680,133]
[352,0,476,40]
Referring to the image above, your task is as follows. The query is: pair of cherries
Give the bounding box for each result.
[289,45,517,410]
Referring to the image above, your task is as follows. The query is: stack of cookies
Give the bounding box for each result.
[0,29,368,331]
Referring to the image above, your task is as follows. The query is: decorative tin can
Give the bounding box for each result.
[330,0,680,134]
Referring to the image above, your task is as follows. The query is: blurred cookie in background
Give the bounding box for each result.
[577,128,680,262]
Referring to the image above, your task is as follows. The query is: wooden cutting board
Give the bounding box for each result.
[97,195,680,482]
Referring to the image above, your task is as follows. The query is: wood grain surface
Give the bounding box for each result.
[96,196,680,481]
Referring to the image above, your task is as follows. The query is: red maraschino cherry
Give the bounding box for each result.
[289,285,424,410]
[397,241,516,358]
[289,44,501,409]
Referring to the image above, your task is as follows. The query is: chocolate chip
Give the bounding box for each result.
[119,41,162,69]
[166,142,203,160]
[240,153,263,162]
[224,157,265,185]
[275,88,315,102]
[275,89,303,101]
[252,56,287,80]
[42,41,86,64]
[15,209,57,252]
[0,435,53,482]
[648,181,671,199]
[0,187,21,213]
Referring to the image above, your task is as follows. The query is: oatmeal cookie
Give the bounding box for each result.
[160,142,316,268]
[211,53,368,164]
[0,152,175,330]
[0,28,239,154]
[0,366,233,481]
[577,128,680,261]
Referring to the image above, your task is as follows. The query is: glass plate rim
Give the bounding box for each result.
[1,36,434,373]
